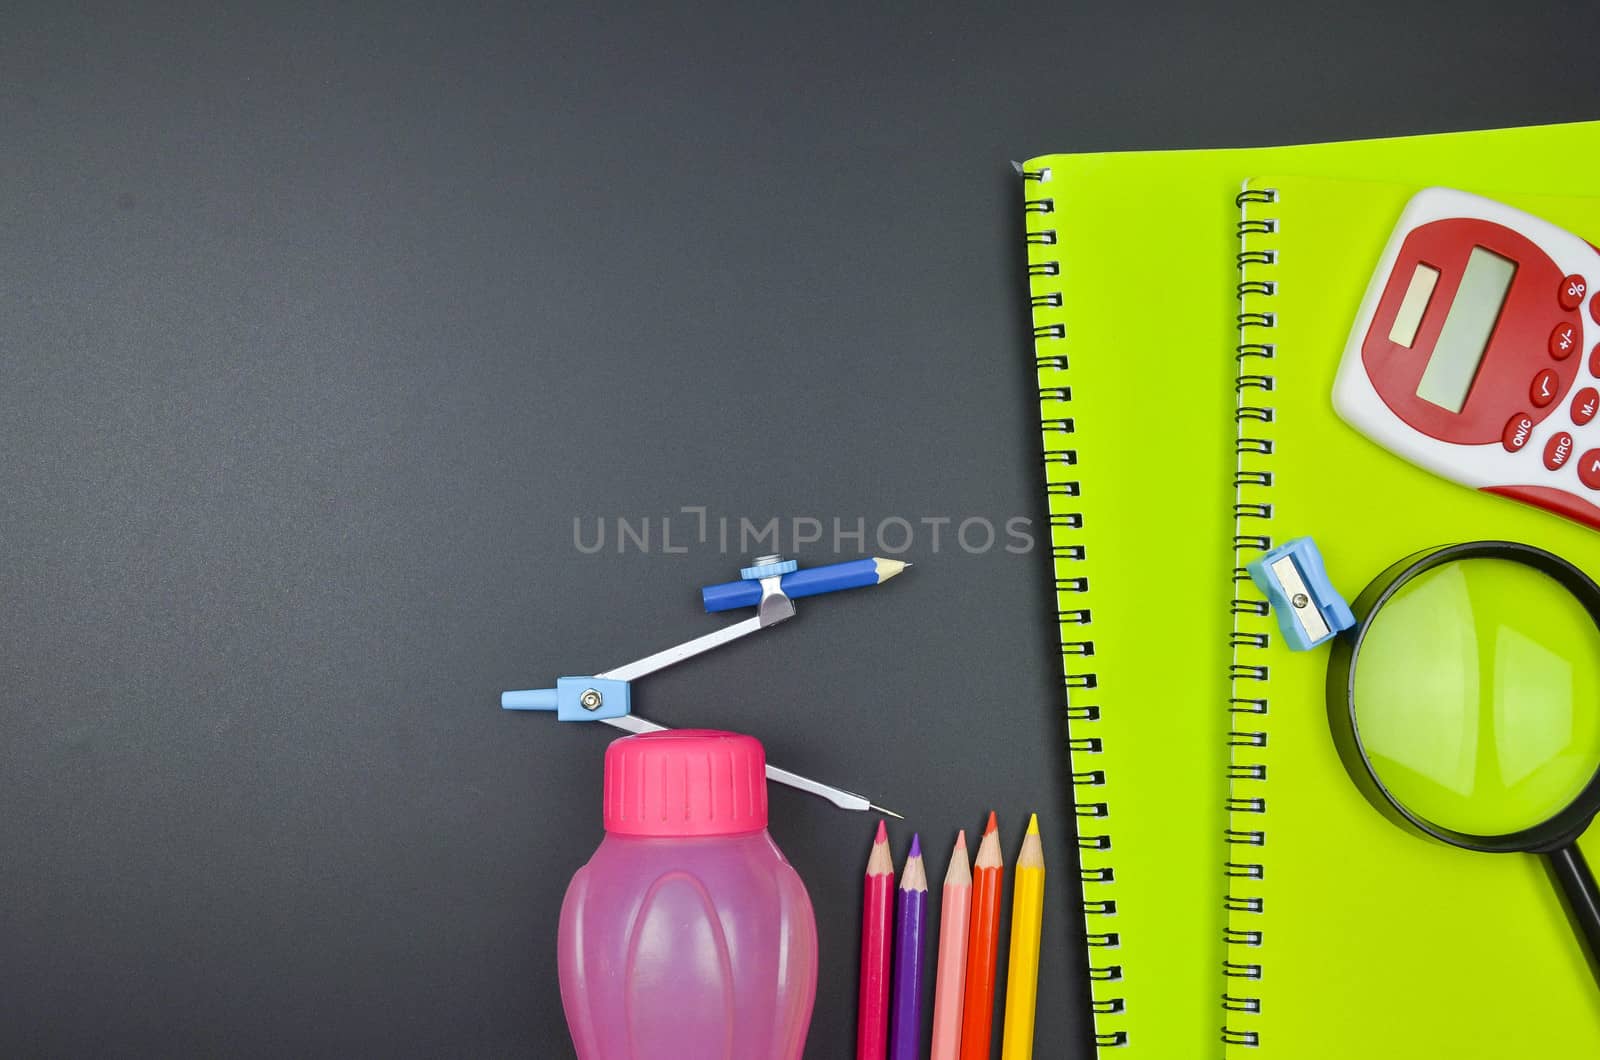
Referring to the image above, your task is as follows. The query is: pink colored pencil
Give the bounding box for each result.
[857,819,896,1060]
[930,830,972,1060]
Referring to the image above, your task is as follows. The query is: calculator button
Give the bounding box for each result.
[1591,344,1600,377]
[1503,413,1536,452]
[1573,387,1599,426]
[1545,432,1575,471]
[1552,322,1580,359]
[1563,276,1590,311]
[1532,368,1560,407]
[1580,450,1600,491]
[1593,297,1600,325]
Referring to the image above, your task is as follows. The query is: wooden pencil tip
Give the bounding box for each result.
[1027,813,1040,835]
[909,832,921,858]
[984,810,998,835]
[874,558,910,582]
[874,819,888,844]
[974,820,1004,868]
[945,831,972,885]
[901,840,929,891]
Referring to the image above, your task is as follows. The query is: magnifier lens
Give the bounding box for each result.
[1352,558,1600,837]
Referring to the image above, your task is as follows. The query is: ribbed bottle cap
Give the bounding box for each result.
[603,730,768,837]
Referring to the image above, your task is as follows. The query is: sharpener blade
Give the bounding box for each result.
[1269,554,1330,644]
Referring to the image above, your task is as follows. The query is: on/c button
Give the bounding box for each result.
[1503,412,1536,452]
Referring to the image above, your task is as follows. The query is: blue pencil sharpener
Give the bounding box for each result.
[1245,537,1354,651]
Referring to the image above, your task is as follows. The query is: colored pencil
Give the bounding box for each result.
[930,830,972,1060]
[889,834,928,1060]
[958,812,1005,1060]
[1000,814,1047,1060]
[857,819,896,1060]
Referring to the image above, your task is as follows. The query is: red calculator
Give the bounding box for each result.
[1333,188,1600,529]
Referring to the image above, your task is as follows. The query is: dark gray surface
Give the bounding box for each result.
[3,2,1597,1056]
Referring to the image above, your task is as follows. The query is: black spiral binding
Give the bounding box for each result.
[1222,186,1278,1051]
[1020,162,1126,1051]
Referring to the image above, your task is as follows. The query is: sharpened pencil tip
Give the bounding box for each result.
[874,819,888,842]
[873,558,910,583]
[909,833,921,857]
[1027,812,1040,835]
[955,829,967,849]
[984,810,998,835]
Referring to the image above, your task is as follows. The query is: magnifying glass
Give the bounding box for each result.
[1328,541,1600,973]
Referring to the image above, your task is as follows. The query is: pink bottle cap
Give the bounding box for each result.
[603,729,768,837]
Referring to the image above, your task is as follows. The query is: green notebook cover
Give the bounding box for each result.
[1020,120,1600,1057]
[1226,173,1600,1057]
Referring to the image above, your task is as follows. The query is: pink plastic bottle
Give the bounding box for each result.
[557,729,818,1060]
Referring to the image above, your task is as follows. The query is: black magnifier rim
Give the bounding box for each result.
[1328,540,1600,855]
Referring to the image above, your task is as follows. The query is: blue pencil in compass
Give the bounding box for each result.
[701,556,910,612]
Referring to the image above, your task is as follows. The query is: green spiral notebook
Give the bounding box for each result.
[1019,120,1600,1057]
[1226,173,1600,1057]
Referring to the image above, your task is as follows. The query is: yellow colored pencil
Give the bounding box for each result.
[999,814,1046,1060]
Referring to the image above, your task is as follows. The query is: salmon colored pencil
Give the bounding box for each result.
[959,812,1004,1060]
[857,819,895,1060]
[930,830,972,1060]
[1000,814,1047,1060]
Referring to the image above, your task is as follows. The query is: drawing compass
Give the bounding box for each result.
[502,555,908,815]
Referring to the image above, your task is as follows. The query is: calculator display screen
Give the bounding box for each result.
[1415,247,1517,413]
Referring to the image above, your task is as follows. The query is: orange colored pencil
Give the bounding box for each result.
[930,830,972,1060]
[857,819,896,1060]
[958,812,1004,1060]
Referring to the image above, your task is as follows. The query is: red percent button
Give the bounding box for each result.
[1561,275,1588,312]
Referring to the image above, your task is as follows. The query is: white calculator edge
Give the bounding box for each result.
[1333,187,1598,511]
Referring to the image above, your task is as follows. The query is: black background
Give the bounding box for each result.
[4,2,1599,1056]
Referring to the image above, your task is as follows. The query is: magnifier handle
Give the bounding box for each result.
[1546,844,1600,973]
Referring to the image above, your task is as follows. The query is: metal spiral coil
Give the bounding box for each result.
[1224,188,1278,1048]
[1022,169,1127,1043]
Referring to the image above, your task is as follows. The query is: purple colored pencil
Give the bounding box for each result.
[888,834,929,1060]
